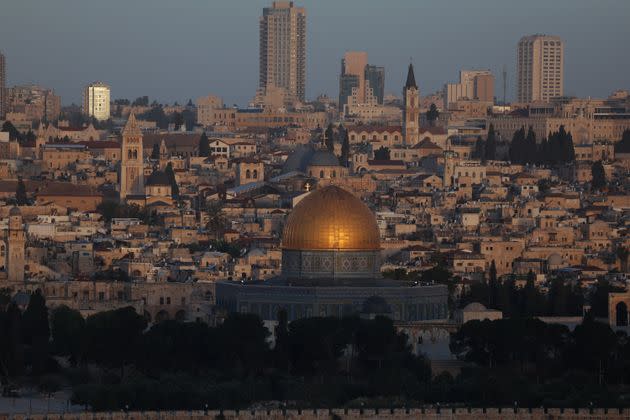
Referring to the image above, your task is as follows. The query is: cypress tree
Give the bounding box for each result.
[22,290,50,374]
[485,124,496,161]
[325,123,335,153]
[165,162,179,198]
[150,143,160,160]
[525,126,537,164]
[198,132,210,157]
[340,125,350,167]
[591,160,606,191]
[16,176,28,206]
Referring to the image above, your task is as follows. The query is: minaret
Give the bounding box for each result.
[7,207,25,283]
[119,113,145,200]
[403,62,420,145]
[159,138,169,170]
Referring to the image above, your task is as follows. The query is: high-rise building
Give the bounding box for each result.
[517,35,564,103]
[0,52,6,119]
[444,70,495,108]
[119,113,144,200]
[8,85,61,122]
[365,65,385,105]
[338,52,385,112]
[259,2,306,102]
[403,63,420,145]
[82,81,110,121]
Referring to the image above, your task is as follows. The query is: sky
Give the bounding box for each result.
[1,0,629,106]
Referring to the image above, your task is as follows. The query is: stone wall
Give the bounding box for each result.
[2,407,629,420]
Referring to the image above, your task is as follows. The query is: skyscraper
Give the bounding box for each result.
[259,2,306,102]
[444,70,495,108]
[0,52,6,119]
[82,81,110,121]
[365,65,385,105]
[338,52,384,112]
[517,35,564,103]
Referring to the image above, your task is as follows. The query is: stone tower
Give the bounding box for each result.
[7,207,25,283]
[120,113,145,200]
[158,138,169,170]
[403,62,420,145]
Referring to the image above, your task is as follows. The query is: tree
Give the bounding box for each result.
[172,112,184,130]
[15,176,28,206]
[614,129,630,153]
[616,246,629,273]
[1,121,21,141]
[51,305,85,364]
[488,261,499,309]
[198,132,210,157]
[524,126,537,164]
[325,123,335,153]
[164,162,179,198]
[205,201,227,239]
[426,103,439,126]
[484,124,497,161]
[509,126,526,163]
[132,96,149,107]
[473,137,486,161]
[374,146,390,160]
[591,160,606,191]
[82,307,146,376]
[339,125,350,167]
[21,290,50,374]
[150,143,160,160]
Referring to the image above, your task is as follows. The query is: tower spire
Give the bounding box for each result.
[405,62,417,89]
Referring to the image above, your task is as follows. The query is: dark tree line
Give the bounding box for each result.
[450,316,630,406]
[509,125,575,165]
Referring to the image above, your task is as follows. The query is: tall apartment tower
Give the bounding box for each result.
[82,81,110,121]
[7,207,25,283]
[517,35,564,103]
[403,63,420,145]
[339,52,385,112]
[119,113,145,200]
[0,52,6,119]
[259,2,306,102]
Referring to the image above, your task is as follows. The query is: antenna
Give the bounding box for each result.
[502,65,507,104]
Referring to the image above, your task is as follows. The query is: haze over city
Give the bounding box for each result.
[1,0,629,105]
[1,0,630,417]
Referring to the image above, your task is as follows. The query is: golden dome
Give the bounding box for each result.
[282,186,380,251]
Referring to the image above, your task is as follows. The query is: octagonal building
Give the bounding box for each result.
[216,186,448,322]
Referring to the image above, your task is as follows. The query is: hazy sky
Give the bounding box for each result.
[1,0,629,106]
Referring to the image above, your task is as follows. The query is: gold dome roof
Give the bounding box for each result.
[282,186,380,251]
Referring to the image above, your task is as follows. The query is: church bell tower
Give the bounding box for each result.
[403,62,420,145]
[119,113,145,200]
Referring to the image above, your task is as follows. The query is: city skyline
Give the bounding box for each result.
[1,0,629,106]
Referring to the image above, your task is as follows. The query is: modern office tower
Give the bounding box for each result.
[0,52,6,119]
[517,34,564,103]
[444,70,495,108]
[340,51,368,106]
[259,2,306,102]
[339,52,385,111]
[82,81,110,121]
[365,64,385,105]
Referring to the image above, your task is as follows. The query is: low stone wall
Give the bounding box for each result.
[2,407,629,420]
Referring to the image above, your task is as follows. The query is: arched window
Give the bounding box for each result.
[616,302,629,327]
[246,169,251,179]
[133,150,138,159]
[332,170,336,178]
[128,150,132,159]
[252,169,258,179]
[319,170,324,178]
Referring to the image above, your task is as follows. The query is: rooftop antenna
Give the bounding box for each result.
[502,64,507,104]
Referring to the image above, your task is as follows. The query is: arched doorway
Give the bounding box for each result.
[155,310,170,323]
[175,310,186,322]
[616,302,628,327]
